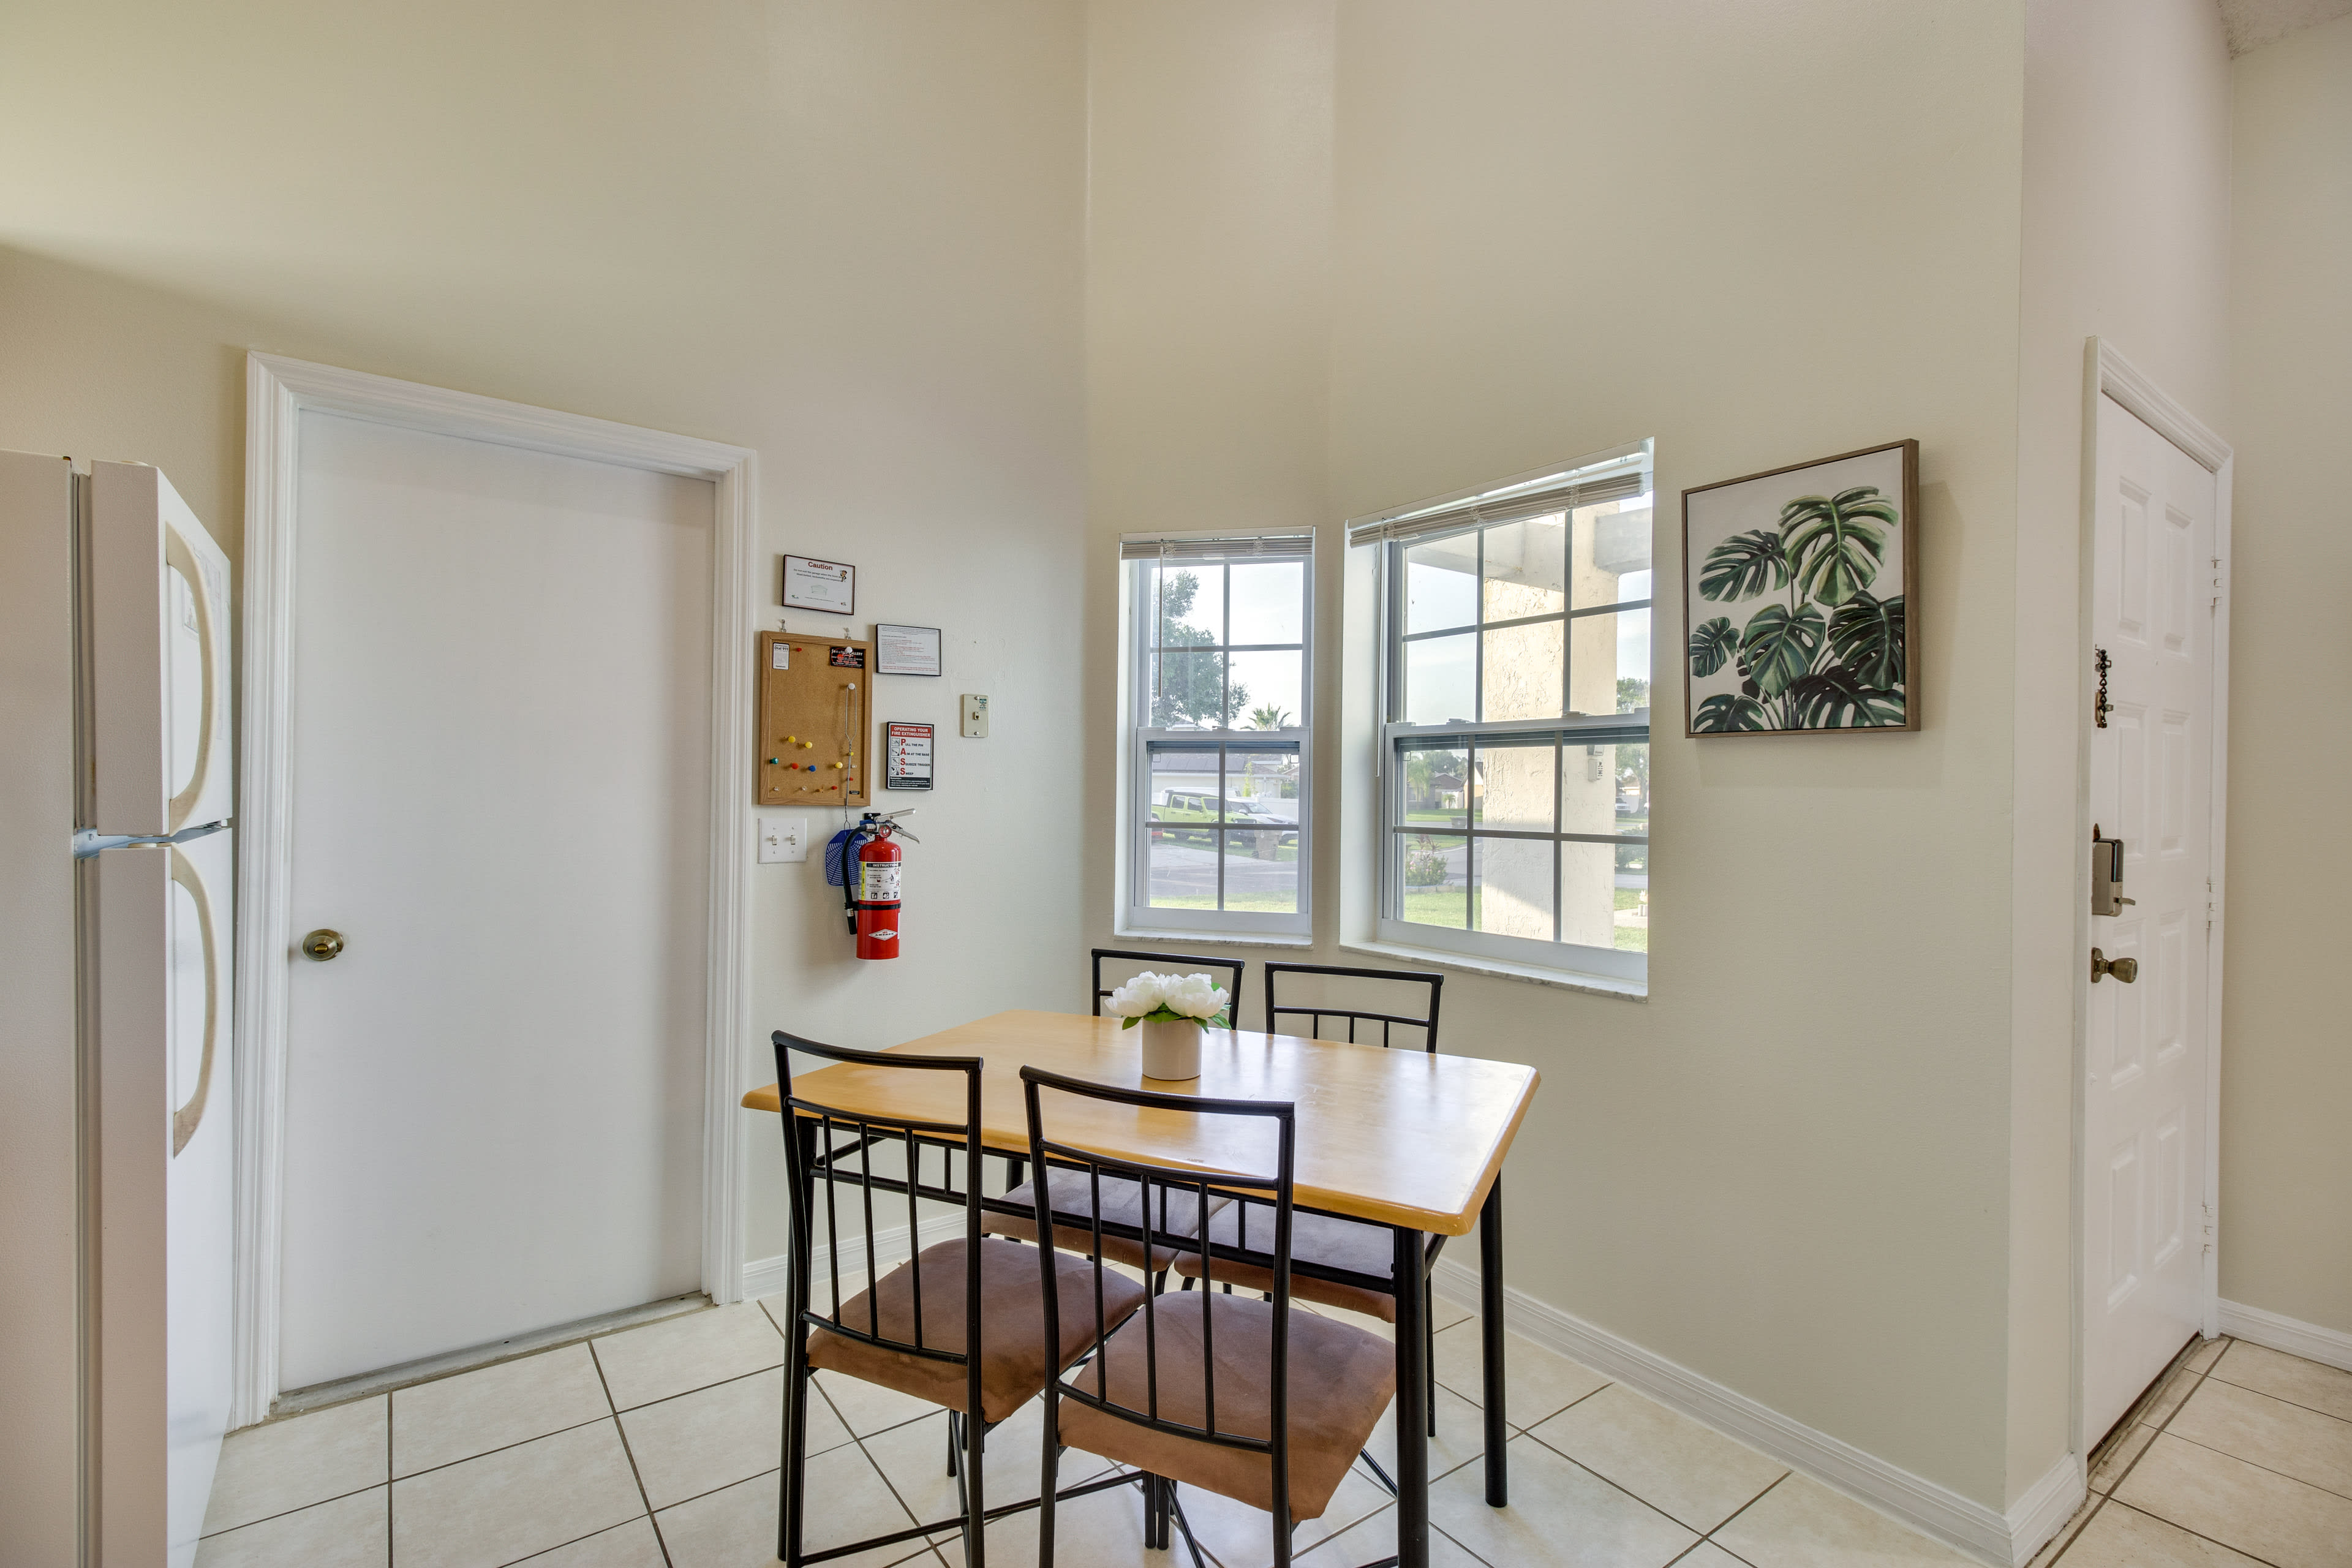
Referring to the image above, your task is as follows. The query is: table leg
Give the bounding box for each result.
[1393,1225,1430,1568]
[1480,1175,1508,1507]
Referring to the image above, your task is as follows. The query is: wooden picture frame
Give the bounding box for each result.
[1681,439,1919,737]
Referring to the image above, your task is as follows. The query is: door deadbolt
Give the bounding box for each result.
[2090,824,2135,918]
[301,929,345,962]
[2090,947,2137,984]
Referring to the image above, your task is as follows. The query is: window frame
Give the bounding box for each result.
[1123,533,1314,939]
[1369,451,1653,982]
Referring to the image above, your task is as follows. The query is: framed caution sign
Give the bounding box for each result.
[883,722,934,790]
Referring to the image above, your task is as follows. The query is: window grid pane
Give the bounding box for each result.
[1383,473,1649,963]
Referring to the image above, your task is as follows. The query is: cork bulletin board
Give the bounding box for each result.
[756,631,872,807]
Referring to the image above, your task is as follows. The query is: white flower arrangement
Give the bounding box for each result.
[1102,970,1231,1030]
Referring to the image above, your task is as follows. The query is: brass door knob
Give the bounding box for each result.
[301,929,345,962]
[2090,948,2137,984]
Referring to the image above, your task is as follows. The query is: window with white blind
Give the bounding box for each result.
[1351,444,1653,982]
[1123,531,1313,937]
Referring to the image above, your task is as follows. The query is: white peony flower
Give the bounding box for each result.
[1105,970,1229,1025]
[1104,971,1170,1018]
[1165,974,1229,1022]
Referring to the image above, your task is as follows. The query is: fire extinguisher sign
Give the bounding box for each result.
[883,721,933,790]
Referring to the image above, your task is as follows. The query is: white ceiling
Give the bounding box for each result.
[2217,0,2352,55]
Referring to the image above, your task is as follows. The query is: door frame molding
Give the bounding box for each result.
[2073,337,2233,1453]
[233,353,758,1425]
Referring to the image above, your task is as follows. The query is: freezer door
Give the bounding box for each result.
[0,450,82,1562]
[94,829,235,1568]
[89,462,234,836]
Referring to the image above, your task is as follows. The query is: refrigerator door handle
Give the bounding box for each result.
[167,844,221,1156]
[163,524,223,834]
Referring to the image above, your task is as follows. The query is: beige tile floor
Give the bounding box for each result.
[206,1289,2343,1567]
[2029,1335,2352,1568]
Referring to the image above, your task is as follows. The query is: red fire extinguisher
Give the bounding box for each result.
[853,810,916,960]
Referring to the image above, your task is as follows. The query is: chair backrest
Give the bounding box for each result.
[771,1030,986,1411]
[1262,962,1444,1053]
[1090,948,1247,1025]
[1020,1065,1298,1525]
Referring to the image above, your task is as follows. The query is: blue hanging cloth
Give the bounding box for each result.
[823,826,865,886]
[826,823,870,937]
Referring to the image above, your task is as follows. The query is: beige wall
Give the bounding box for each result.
[1087,0,2032,1509]
[0,0,1089,1275]
[2010,0,2232,1493]
[2221,11,2352,1339]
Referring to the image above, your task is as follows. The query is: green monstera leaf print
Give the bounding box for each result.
[1738,602,1824,696]
[1698,529,1789,602]
[1692,694,1769,732]
[1779,486,1896,608]
[1784,669,1905,728]
[1826,590,1905,690]
[1688,616,1740,678]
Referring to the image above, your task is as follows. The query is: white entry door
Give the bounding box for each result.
[2083,392,2218,1443]
[278,412,714,1392]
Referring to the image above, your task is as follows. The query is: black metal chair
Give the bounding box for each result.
[1177,962,1447,1483]
[1090,948,1248,1024]
[1023,1065,1396,1568]
[1262,962,1442,1055]
[980,949,1249,1272]
[769,1030,1148,1567]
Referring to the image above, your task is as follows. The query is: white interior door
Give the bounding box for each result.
[279,412,712,1391]
[2084,392,2217,1442]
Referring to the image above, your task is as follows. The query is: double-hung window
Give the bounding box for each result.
[1354,446,1653,983]
[1123,531,1313,938]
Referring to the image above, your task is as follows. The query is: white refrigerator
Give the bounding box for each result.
[0,451,236,1567]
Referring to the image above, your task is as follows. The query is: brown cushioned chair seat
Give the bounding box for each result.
[805,1237,1145,1423]
[984,1170,1226,1273]
[1056,1294,1395,1521]
[1172,1203,1400,1322]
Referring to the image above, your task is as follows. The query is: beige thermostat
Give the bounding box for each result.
[960,694,989,739]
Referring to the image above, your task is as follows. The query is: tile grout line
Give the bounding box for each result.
[387,1390,396,1566]
[1698,1467,1787,1558]
[588,1336,674,1568]
[2149,1425,2352,1507]
[196,1481,391,1545]
[496,1517,663,1568]
[2048,1355,2215,1566]
[2203,1368,2352,1431]
[827,1381,946,1567]
[1510,1382,1751,1544]
[2092,1496,2291,1568]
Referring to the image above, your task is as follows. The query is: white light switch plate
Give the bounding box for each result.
[758,815,808,863]
[960,693,990,738]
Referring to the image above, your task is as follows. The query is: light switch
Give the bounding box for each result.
[960,693,990,739]
[759,815,808,864]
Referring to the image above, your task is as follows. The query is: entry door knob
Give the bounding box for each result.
[2090,947,2136,984]
[302,928,345,962]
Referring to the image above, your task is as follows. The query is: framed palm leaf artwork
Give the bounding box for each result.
[1682,439,1918,736]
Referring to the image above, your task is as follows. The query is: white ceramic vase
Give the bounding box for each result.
[1137,1017,1204,1081]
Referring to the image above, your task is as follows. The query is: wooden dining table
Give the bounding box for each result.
[741,1008,1540,1568]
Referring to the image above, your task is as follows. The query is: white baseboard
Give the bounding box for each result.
[2218,1298,2352,1373]
[741,1212,966,1303]
[1428,1259,2081,1568]
[2004,1450,2086,1568]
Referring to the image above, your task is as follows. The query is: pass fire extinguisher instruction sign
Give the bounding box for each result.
[883,722,933,790]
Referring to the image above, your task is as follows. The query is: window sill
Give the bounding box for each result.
[1338,939,1648,1001]
[1114,924,1317,951]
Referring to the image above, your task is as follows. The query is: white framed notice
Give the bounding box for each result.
[884,722,935,790]
[875,623,943,677]
[782,555,855,616]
